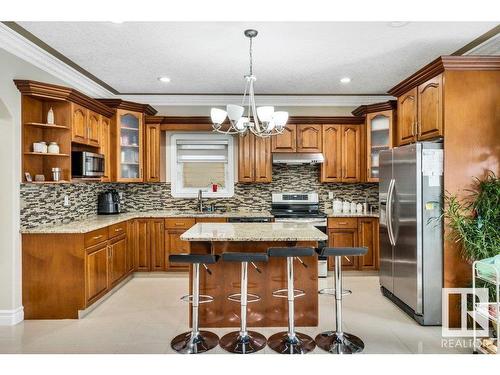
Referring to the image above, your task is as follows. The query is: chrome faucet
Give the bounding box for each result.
[198,189,203,212]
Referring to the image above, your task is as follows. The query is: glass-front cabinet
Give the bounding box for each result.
[366,110,393,182]
[116,109,143,182]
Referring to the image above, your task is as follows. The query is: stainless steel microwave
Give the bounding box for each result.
[71,151,105,178]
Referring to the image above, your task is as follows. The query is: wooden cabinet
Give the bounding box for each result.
[100,116,112,181]
[165,218,195,271]
[85,242,109,304]
[238,133,272,183]
[87,111,101,147]
[396,74,443,146]
[271,124,297,152]
[327,217,379,271]
[297,124,322,153]
[358,218,379,270]
[71,103,88,144]
[145,123,161,182]
[134,219,151,271]
[114,109,143,182]
[150,219,165,271]
[71,104,102,147]
[366,110,394,182]
[321,124,363,183]
[417,75,443,140]
[341,125,362,182]
[109,234,128,286]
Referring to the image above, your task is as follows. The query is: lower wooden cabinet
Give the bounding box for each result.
[327,217,379,271]
[150,219,165,271]
[165,217,196,271]
[109,234,128,286]
[133,218,166,271]
[85,242,109,305]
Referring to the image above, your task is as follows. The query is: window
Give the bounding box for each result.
[170,133,234,198]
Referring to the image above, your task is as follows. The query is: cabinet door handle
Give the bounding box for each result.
[174,222,185,226]
[93,235,103,240]
[338,222,348,225]
[115,228,123,232]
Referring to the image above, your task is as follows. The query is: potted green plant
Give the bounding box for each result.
[443,171,499,336]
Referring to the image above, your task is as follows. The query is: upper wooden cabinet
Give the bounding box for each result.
[115,109,143,182]
[417,75,443,141]
[297,124,322,153]
[144,123,161,182]
[71,104,102,147]
[352,101,397,183]
[271,124,322,153]
[100,117,111,182]
[397,88,418,145]
[238,132,272,183]
[271,124,297,152]
[321,124,363,183]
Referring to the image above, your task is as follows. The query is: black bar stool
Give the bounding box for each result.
[267,247,316,354]
[315,247,368,354]
[169,254,220,354]
[219,252,269,354]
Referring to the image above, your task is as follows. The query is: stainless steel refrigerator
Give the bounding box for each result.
[379,142,443,326]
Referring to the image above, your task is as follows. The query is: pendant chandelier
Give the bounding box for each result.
[210,29,288,138]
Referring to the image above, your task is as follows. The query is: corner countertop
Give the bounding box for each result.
[181,222,329,242]
[325,210,379,218]
[21,210,274,234]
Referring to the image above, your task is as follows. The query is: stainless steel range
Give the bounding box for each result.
[271,192,328,277]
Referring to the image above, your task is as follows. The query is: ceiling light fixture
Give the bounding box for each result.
[158,76,171,83]
[210,29,288,138]
[340,77,351,84]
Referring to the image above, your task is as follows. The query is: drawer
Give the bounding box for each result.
[195,217,227,223]
[165,217,196,229]
[108,221,127,238]
[327,218,358,229]
[84,227,109,248]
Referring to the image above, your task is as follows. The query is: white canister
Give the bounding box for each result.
[36,141,48,153]
[332,198,342,213]
[342,201,351,213]
[356,203,363,213]
[47,142,60,154]
[350,202,357,213]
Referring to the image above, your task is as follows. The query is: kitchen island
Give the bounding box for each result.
[180,222,328,328]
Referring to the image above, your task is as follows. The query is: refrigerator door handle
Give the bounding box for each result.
[387,178,396,246]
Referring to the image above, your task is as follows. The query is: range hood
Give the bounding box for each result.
[272,153,324,165]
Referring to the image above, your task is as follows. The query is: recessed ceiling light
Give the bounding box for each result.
[340,77,351,84]
[388,22,409,28]
[158,77,171,83]
[110,21,124,24]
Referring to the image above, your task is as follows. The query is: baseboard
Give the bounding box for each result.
[0,306,24,326]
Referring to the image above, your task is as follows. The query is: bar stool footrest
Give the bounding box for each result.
[318,288,352,297]
[227,292,261,303]
[180,294,214,304]
[272,288,305,299]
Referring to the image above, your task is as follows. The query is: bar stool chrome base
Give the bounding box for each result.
[219,331,267,354]
[171,330,219,354]
[315,331,364,354]
[268,332,316,354]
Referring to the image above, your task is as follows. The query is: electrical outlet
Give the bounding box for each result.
[328,192,334,199]
[63,195,70,207]
[118,192,123,199]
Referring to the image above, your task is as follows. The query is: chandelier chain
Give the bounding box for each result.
[249,36,253,76]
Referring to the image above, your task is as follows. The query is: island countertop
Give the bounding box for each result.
[180,222,328,242]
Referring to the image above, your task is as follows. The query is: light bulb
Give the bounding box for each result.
[210,108,227,125]
[257,106,274,123]
[226,104,244,122]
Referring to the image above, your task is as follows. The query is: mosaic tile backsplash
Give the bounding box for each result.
[20,164,379,229]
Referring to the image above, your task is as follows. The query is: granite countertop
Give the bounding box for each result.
[325,210,379,218]
[21,210,274,234]
[181,222,329,242]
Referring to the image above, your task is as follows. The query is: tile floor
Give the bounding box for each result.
[0,274,468,354]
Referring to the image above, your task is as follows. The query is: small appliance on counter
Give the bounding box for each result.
[98,190,121,215]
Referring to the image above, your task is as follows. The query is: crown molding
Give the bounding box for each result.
[351,100,397,117]
[388,55,500,97]
[0,23,116,99]
[121,94,394,107]
[96,99,157,116]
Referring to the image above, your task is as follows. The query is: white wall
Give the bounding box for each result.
[0,48,66,325]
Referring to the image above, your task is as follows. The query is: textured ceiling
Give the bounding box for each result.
[18,22,498,95]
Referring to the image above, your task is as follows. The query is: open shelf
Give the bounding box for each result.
[25,122,70,130]
[24,152,70,157]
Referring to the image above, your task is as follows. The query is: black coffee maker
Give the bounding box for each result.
[98,190,121,215]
